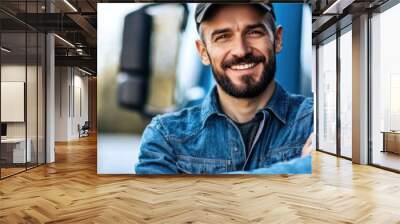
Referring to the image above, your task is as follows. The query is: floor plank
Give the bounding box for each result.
[0,134,400,223]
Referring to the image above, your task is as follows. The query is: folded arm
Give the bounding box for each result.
[135,118,178,174]
[226,155,312,174]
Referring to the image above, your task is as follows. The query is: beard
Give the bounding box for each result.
[209,51,276,99]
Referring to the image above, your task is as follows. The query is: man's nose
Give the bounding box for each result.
[230,37,251,58]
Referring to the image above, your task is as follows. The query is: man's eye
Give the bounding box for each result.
[215,34,229,42]
[247,30,264,37]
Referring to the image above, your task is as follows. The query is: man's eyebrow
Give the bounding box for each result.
[210,28,232,39]
[245,23,268,31]
[210,23,267,39]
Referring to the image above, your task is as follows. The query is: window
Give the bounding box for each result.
[317,36,337,155]
[0,1,47,179]
[339,28,352,158]
[370,2,400,171]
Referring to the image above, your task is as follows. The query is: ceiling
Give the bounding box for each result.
[311,0,391,44]
[0,0,101,74]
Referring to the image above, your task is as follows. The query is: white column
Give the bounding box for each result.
[46,33,55,163]
[45,0,56,163]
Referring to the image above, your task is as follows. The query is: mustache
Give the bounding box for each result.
[221,54,266,69]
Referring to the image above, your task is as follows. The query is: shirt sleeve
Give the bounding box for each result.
[135,117,178,174]
[226,155,312,174]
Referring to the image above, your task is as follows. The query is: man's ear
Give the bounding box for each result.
[275,26,283,53]
[195,40,211,65]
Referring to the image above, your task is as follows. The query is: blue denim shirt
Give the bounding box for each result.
[135,82,313,174]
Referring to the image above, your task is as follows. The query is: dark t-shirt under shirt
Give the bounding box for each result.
[233,113,263,157]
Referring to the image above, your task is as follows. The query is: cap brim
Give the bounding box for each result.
[196,3,212,24]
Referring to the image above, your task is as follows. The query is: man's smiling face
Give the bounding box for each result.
[196,4,282,98]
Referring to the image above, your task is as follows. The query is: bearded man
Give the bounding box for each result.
[135,3,314,174]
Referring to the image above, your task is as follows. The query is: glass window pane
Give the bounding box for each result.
[27,31,38,169]
[371,3,400,171]
[318,37,337,154]
[340,29,352,158]
[26,0,39,169]
[371,4,400,170]
[1,0,46,179]
[1,30,28,177]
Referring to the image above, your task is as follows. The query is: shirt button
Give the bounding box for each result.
[234,147,238,152]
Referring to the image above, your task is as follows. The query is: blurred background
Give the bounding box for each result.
[97,3,313,174]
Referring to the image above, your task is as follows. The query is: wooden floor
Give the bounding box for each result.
[373,150,400,171]
[1,163,45,178]
[1,167,26,178]
[1,135,400,223]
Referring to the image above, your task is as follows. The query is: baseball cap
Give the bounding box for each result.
[195,3,275,29]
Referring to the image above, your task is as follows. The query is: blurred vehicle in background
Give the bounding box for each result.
[117,3,213,116]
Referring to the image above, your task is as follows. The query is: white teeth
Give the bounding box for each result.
[230,63,256,70]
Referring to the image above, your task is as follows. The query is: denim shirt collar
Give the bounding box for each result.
[200,81,289,127]
[263,82,288,124]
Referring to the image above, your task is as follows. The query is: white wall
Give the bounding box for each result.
[1,65,26,131]
[55,66,69,141]
[1,63,46,164]
[72,73,89,137]
[1,65,36,138]
[55,67,89,141]
[1,82,25,122]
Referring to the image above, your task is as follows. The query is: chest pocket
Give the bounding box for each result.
[176,155,231,174]
[263,144,303,166]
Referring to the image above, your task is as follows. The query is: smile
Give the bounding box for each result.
[229,63,257,70]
